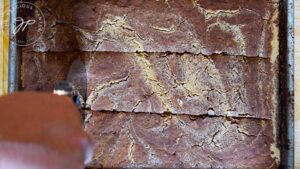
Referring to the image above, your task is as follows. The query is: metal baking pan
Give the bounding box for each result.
[7,0,295,168]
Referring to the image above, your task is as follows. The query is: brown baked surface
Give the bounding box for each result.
[27,0,278,57]
[21,50,280,167]
[21,0,281,168]
[22,52,277,119]
[84,111,277,169]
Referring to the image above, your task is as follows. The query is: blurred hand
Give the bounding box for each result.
[0,92,92,169]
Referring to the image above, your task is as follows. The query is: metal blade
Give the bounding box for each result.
[66,58,88,105]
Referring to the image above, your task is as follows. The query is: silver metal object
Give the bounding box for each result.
[285,0,294,168]
[8,0,18,93]
[53,80,73,97]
